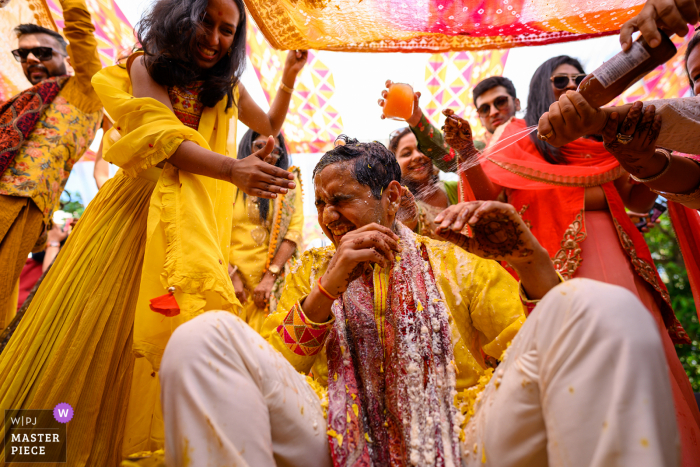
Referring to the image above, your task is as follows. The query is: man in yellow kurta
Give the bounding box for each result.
[159,139,679,467]
[0,0,102,329]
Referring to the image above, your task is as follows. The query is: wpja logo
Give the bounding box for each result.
[2,404,72,463]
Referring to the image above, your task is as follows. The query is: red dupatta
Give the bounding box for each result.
[459,118,690,344]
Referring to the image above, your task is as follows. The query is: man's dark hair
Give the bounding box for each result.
[524,55,585,164]
[313,136,402,200]
[236,129,291,223]
[136,0,247,110]
[685,30,700,95]
[14,24,67,53]
[472,76,517,106]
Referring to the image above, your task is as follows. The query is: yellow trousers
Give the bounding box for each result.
[0,196,43,331]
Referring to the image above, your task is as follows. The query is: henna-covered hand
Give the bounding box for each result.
[602,102,664,179]
[434,201,540,264]
[441,109,479,163]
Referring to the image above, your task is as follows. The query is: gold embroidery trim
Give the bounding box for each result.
[552,211,586,280]
[485,157,624,188]
[612,218,671,305]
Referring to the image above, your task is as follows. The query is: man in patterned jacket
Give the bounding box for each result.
[0,0,102,329]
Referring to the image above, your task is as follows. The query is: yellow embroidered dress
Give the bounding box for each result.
[229,171,304,333]
[0,63,240,466]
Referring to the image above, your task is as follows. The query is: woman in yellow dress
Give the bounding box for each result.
[228,129,304,333]
[0,0,308,464]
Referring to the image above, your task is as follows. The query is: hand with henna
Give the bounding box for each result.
[434,201,561,300]
[602,102,665,180]
[441,109,479,163]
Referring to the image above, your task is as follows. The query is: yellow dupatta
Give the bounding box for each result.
[91,65,241,370]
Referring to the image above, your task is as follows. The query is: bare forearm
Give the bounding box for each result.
[300,286,335,323]
[510,249,560,300]
[462,164,500,200]
[43,247,60,272]
[265,71,297,135]
[645,155,700,195]
[166,141,233,181]
[625,185,658,213]
[270,240,296,269]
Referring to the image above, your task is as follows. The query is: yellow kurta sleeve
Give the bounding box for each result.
[59,0,103,114]
[91,65,214,177]
[424,237,525,370]
[261,246,336,374]
[283,175,304,246]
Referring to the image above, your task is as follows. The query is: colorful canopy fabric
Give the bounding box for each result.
[244,0,645,53]
[424,49,509,140]
[0,0,133,102]
[247,21,343,153]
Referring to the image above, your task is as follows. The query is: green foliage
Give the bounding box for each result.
[645,215,700,392]
[59,190,85,218]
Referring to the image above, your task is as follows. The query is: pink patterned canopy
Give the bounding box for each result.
[244,0,646,52]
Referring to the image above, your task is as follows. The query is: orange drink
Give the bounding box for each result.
[383,83,414,121]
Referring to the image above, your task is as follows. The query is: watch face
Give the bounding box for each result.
[269,265,281,275]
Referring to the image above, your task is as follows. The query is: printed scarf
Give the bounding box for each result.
[0,75,68,176]
[326,226,462,467]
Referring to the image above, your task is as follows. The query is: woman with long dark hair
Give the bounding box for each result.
[388,127,458,237]
[0,0,307,463]
[441,55,700,466]
[228,129,304,332]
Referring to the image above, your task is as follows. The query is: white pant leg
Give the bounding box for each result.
[160,311,332,467]
[463,278,679,467]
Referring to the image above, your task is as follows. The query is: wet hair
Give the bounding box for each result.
[136,0,247,109]
[685,30,700,94]
[313,136,402,200]
[15,24,67,53]
[525,55,585,164]
[388,128,412,154]
[236,129,291,223]
[473,76,517,106]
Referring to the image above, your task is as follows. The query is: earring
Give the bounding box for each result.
[228,48,232,56]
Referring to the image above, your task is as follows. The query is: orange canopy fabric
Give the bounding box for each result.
[244,0,645,52]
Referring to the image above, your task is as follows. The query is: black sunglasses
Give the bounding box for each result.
[477,95,511,117]
[11,47,59,62]
[550,73,587,90]
[252,140,283,157]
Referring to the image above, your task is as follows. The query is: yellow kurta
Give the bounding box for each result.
[229,177,304,332]
[261,232,526,396]
[0,63,241,465]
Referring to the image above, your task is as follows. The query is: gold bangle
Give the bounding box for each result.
[279,82,294,94]
[630,149,672,183]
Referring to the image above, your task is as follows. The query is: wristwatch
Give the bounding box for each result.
[268,264,281,276]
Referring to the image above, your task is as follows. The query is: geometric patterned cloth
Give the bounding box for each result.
[247,21,343,154]
[423,49,510,141]
[243,0,645,52]
[276,301,332,357]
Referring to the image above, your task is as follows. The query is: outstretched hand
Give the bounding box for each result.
[435,201,561,300]
[441,109,478,162]
[537,91,609,147]
[229,136,296,199]
[434,201,537,264]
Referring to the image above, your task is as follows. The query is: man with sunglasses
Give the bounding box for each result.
[0,0,101,330]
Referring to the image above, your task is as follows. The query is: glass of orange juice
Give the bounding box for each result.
[383,82,414,121]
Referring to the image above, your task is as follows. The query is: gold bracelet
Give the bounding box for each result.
[279,82,294,94]
[630,148,672,183]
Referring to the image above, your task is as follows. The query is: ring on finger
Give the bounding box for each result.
[615,133,634,144]
[538,130,554,141]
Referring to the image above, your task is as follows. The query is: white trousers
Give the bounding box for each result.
[161,279,678,467]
